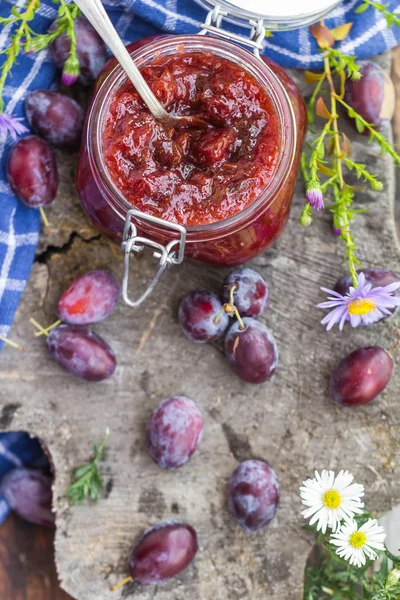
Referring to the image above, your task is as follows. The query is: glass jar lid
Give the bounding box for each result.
[195,0,343,30]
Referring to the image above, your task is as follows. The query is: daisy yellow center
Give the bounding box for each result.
[349,531,367,548]
[323,490,341,509]
[347,298,376,316]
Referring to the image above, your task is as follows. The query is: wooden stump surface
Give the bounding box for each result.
[0,54,399,600]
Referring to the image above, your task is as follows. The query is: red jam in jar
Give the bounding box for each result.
[102,51,280,227]
[77,35,306,267]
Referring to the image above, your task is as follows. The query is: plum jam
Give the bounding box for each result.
[77,35,306,268]
[102,51,280,227]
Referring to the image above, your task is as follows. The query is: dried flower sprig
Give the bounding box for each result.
[301,21,400,288]
[65,429,110,506]
[357,1,400,28]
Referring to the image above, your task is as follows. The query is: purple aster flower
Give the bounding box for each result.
[306,182,324,211]
[0,113,28,141]
[333,226,342,236]
[318,272,400,331]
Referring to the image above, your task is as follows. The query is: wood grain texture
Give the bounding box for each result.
[0,513,73,600]
[0,54,399,600]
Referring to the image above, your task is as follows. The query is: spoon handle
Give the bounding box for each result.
[73,0,168,121]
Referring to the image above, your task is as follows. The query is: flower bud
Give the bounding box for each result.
[62,54,80,86]
[386,568,400,588]
[300,211,312,226]
[306,182,324,211]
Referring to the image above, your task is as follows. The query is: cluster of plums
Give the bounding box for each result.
[7,17,107,212]
[45,270,120,381]
[179,267,279,384]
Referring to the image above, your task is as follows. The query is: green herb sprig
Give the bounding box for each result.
[65,429,110,506]
[0,0,80,113]
[301,20,400,288]
[357,1,400,28]
[0,0,39,112]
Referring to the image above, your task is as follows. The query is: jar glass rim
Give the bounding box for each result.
[87,34,297,240]
[194,0,343,30]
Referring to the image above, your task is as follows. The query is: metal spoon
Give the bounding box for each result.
[74,0,208,129]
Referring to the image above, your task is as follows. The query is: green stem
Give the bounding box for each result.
[309,119,333,182]
[323,50,360,287]
[364,0,400,27]
[385,547,400,565]
[59,0,78,66]
[336,95,400,168]
[321,174,338,193]
[301,152,310,183]
[333,184,359,287]
[324,53,344,189]
[307,73,326,125]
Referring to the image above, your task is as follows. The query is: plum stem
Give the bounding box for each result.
[387,329,400,355]
[234,306,245,330]
[0,334,26,351]
[110,576,132,591]
[29,317,50,337]
[228,283,237,305]
[34,319,62,337]
[39,206,50,233]
[214,284,245,329]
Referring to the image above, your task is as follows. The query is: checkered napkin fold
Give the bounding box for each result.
[0,0,399,521]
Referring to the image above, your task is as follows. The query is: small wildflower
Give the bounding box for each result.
[0,113,28,141]
[318,271,400,331]
[300,470,364,534]
[306,181,324,210]
[62,54,80,86]
[333,226,342,236]
[330,519,386,567]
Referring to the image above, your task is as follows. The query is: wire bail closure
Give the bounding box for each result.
[121,209,186,308]
[199,4,266,58]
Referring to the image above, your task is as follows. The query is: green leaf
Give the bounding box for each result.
[317,144,325,159]
[355,116,365,134]
[330,23,353,41]
[355,2,369,13]
[347,107,356,118]
[72,464,92,479]
[386,13,394,27]
[0,16,16,25]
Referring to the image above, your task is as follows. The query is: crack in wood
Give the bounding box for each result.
[35,232,101,265]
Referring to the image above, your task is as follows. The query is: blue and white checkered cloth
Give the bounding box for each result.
[0,0,400,520]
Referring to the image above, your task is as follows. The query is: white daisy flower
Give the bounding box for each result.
[300,470,364,533]
[330,519,386,567]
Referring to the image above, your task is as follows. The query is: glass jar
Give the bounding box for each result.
[77,33,307,303]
